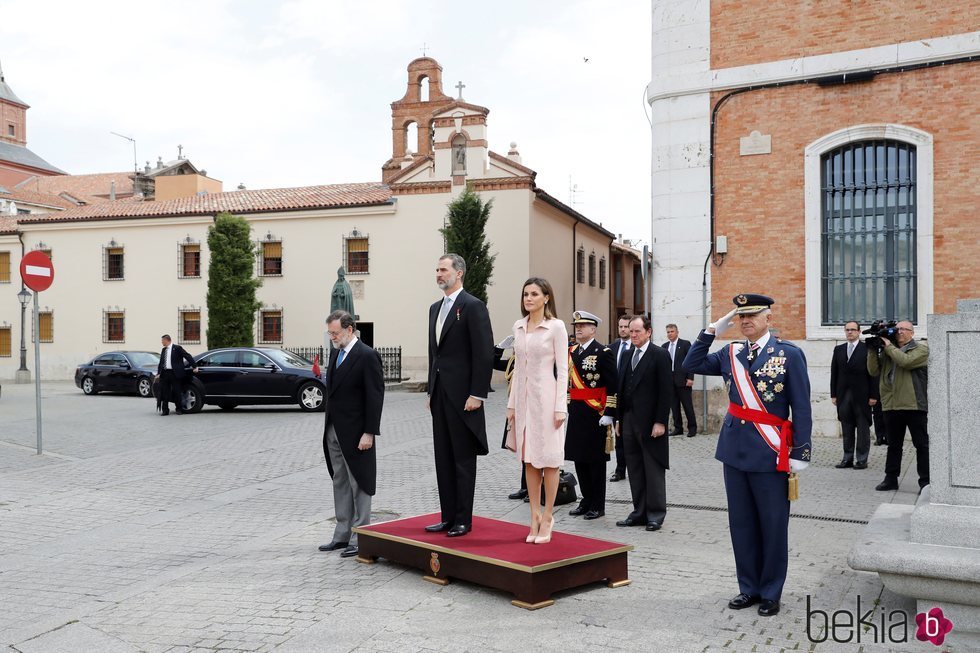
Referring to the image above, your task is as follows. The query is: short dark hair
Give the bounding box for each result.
[629,315,652,331]
[666,323,678,330]
[440,253,467,277]
[845,320,860,329]
[618,314,633,324]
[161,334,172,341]
[326,310,356,331]
[520,277,558,319]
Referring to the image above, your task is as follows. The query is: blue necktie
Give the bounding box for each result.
[336,348,346,368]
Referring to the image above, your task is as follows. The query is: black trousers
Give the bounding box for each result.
[883,410,929,487]
[158,370,182,413]
[622,413,666,525]
[573,459,606,513]
[671,383,697,434]
[430,383,478,527]
[613,428,627,477]
[838,391,871,464]
[872,401,886,442]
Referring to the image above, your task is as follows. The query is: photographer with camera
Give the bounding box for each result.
[866,320,929,492]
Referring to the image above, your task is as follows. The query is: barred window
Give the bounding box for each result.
[104,310,125,343]
[0,326,11,356]
[33,311,53,343]
[260,241,283,276]
[0,251,9,283]
[344,234,370,274]
[599,257,607,290]
[104,245,125,280]
[614,257,623,302]
[259,309,282,344]
[180,310,201,344]
[588,252,596,287]
[822,140,917,324]
[179,242,201,278]
[576,247,585,284]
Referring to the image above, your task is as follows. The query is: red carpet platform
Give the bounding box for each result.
[353,513,633,609]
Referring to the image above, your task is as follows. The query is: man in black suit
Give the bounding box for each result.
[830,321,877,469]
[426,254,493,537]
[615,315,673,531]
[609,314,632,482]
[156,334,196,416]
[320,310,385,559]
[663,324,697,437]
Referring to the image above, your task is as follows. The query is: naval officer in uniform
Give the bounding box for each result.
[564,311,618,520]
[683,294,812,617]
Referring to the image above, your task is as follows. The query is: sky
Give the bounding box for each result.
[1,0,651,242]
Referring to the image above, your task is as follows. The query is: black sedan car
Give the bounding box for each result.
[75,351,161,397]
[154,347,325,413]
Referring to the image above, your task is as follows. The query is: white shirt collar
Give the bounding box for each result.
[342,337,359,355]
[577,338,595,351]
[749,331,771,351]
[443,287,463,304]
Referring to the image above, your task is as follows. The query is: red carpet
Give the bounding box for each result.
[359,513,629,570]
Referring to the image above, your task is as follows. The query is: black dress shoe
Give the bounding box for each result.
[583,510,604,520]
[758,599,780,616]
[318,540,349,552]
[447,524,470,537]
[728,593,761,610]
[616,517,645,527]
[645,522,661,532]
[687,432,696,437]
[424,521,451,533]
[854,461,868,470]
[874,438,887,446]
[609,472,625,482]
[670,430,684,436]
[508,489,529,500]
[160,411,169,416]
[875,478,899,491]
[835,459,853,469]
[340,545,359,558]
[175,410,184,415]
[568,505,588,516]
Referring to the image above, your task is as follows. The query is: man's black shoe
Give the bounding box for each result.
[568,504,588,516]
[645,522,661,532]
[583,510,604,520]
[758,599,780,616]
[318,541,348,552]
[609,472,625,482]
[670,430,684,436]
[835,459,853,469]
[424,521,451,533]
[875,478,899,491]
[874,438,887,446]
[447,524,470,537]
[175,410,184,415]
[854,461,868,470]
[616,517,645,527]
[340,545,359,558]
[687,432,696,437]
[728,593,760,610]
[508,489,529,500]
[160,412,169,416]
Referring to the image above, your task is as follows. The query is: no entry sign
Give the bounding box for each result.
[20,250,54,292]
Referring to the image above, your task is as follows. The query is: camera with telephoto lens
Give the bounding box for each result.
[862,319,899,351]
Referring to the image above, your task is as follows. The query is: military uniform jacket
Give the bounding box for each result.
[683,330,812,473]
[564,340,617,463]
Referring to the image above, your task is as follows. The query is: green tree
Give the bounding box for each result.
[440,188,496,304]
[206,213,262,348]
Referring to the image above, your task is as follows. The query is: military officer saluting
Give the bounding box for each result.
[564,310,618,520]
[683,294,812,617]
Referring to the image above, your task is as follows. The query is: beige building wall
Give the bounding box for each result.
[154,174,223,201]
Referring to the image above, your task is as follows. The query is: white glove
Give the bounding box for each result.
[709,308,738,337]
[599,415,614,427]
[789,459,808,473]
[496,335,515,349]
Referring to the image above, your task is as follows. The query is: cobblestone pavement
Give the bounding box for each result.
[0,381,943,653]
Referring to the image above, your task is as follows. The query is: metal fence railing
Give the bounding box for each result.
[284,345,402,383]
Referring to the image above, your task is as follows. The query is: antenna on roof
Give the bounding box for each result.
[110,131,138,175]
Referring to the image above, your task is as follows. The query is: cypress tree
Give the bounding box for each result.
[206,213,262,348]
[440,188,496,304]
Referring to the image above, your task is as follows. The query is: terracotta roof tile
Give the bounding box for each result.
[18,182,394,224]
[0,214,17,234]
[16,172,136,203]
[0,186,77,210]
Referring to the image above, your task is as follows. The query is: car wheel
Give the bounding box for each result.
[298,381,324,411]
[137,377,153,398]
[218,402,238,411]
[182,385,205,414]
[81,377,98,395]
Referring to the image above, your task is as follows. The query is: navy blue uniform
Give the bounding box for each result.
[684,330,812,602]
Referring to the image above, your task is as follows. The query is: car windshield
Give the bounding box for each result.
[128,352,160,367]
[265,349,312,368]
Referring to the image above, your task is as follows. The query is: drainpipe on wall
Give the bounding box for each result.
[571,220,578,311]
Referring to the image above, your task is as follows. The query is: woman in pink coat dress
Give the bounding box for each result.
[506,277,568,544]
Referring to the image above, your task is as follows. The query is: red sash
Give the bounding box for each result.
[727,403,794,473]
[568,346,606,413]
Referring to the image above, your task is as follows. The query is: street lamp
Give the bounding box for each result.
[16,286,31,380]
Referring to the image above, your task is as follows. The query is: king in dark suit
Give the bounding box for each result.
[662,324,697,436]
[830,321,877,469]
[156,334,196,415]
[425,254,494,538]
[684,294,812,617]
[320,310,385,559]
[615,314,673,531]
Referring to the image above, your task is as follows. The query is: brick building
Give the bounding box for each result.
[648,2,979,434]
[0,62,64,187]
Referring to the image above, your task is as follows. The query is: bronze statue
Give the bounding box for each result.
[331,267,356,318]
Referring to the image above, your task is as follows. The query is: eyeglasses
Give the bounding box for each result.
[897,327,913,332]
[327,330,347,337]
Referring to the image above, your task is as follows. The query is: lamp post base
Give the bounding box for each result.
[14,369,32,384]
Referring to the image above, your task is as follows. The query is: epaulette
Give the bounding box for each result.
[602,347,610,352]
[775,338,800,349]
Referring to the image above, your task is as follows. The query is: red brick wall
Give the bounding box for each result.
[711,63,980,339]
[711,1,978,70]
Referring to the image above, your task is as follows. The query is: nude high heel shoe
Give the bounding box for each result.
[534,515,555,544]
[525,512,542,543]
